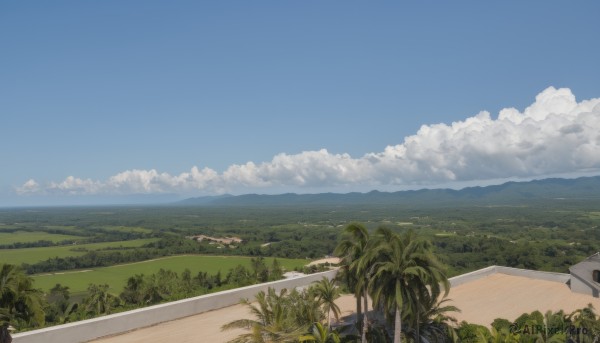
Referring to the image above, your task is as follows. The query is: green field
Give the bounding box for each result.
[32,255,307,294]
[102,226,153,233]
[0,231,83,244]
[0,238,159,265]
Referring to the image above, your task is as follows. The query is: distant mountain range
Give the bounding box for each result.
[178,175,600,207]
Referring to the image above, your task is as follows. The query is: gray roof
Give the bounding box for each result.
[569,252,600,276]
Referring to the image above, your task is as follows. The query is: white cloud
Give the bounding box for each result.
[16,179,40,194]
[17,87,600,195]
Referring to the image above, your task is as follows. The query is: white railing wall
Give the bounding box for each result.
[448,265,570,288]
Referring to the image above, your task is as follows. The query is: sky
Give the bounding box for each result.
[1,1,600,206]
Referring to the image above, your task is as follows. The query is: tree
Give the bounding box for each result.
[406,288,459,343]
[222,288,295,343]
[120,274,146,305]
[299,322,341,343]
[361,228,449,343]
[1,309,12,343]
[0,264,45,328]
[270,259,284,280]
[82,284,120,316]
[222,287,324,343]
[567,304,600,343]
[45,284,78,324]
[334,222,370,342]
[311,277,341,329]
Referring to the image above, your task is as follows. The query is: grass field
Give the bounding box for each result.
[32,255,308,294]
[0,238,159,265]
[102,226,153,233]
[0,231,84,244]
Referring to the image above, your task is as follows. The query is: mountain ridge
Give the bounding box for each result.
[177,175,600,207]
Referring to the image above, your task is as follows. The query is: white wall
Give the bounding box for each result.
[495,266,570,283]
[448,265,570,288]
[13,270,337,343]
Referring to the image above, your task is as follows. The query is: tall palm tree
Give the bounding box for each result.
[312,277,341,329]
[334,222,370,342]
[361,228,449,343]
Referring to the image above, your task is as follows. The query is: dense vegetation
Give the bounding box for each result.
[2,200,600,276]
[1,257,288,332]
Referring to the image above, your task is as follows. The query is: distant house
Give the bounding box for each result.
[569,252,600,297]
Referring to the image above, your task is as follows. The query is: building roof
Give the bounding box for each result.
[448,272,600,326]
[569,252,600,275]
[90,268,600,343]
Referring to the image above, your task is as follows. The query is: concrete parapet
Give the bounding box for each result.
[494,266,569,284]
[449,265,497,287]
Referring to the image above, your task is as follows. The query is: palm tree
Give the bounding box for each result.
[520,310,567,343]
[0,308,11,343]
[567,304,600,343]
[361,228,449,343]
[0,264,45,328]
[334,222,370,342]
[222,288,319,343]
[407,288,459,343]
[477,326,521,343]
[299,322,341,343]
[46,284,78,324]
[222,288,288,343]
[83,284,120,316]
[312,277,341,329]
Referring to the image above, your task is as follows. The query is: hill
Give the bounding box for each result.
[178,175,600,207]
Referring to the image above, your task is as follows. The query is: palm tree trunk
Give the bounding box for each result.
[394,305,402,343]
[356,292,362,335]
[328,309,331,330]
[415,300,420,343]
[362,285,368,343]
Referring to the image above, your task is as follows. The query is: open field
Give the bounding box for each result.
[32,255,307,294]
[0,238,159,265]
[0,231,83,244]
[101,226,153,233]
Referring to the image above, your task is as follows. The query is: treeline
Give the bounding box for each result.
[49,257,285,325]
[23,237,195,274]
[22,234,335,274]
[2,258,286,332]
[433,234,597,276]
[0,229,153,251]
[0,240,78,249]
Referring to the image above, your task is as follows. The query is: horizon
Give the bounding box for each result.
[2,2,600,206]
[3,173,598,208]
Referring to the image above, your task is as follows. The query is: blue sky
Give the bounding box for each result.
[1,1,600,206]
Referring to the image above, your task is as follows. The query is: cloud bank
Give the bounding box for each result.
[17,87,600,196]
